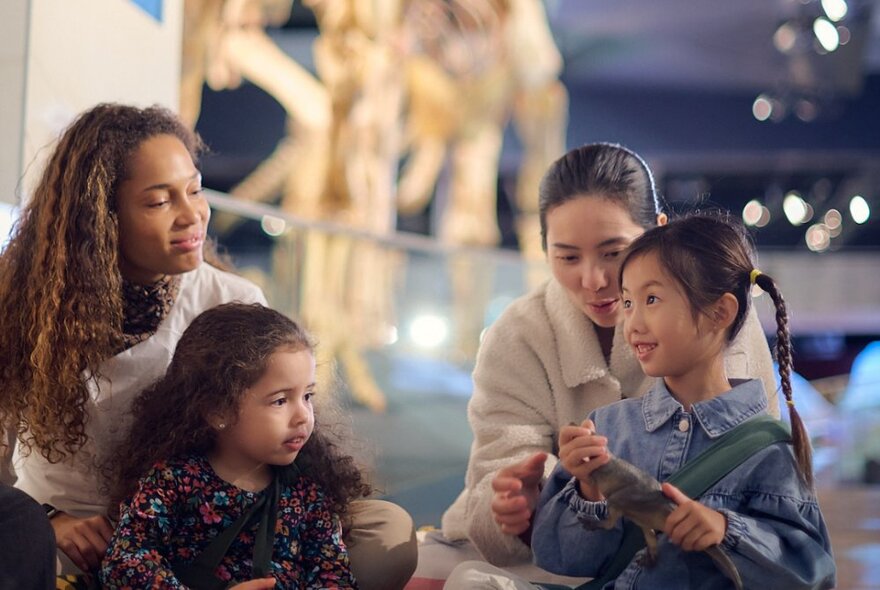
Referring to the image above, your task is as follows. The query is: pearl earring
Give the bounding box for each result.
[218,423,226,430]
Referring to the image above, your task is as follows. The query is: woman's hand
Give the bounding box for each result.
[490,452,548,536]
[662,483,727,551]
[559,419,610,501]
[51,512,114,572]
[230,578,276,589]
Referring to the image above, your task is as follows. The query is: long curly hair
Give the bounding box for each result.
[107,303,371,517]
[0,103,230,462]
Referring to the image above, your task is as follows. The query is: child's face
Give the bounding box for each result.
[621,252,724,385]
[216,348,316,475]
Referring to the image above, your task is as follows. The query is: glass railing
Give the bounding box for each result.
[206,190,544,525]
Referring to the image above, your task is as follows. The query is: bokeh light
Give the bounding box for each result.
[409,314,450,348]
[821,0,848,22]
[752,95,773,121]
[813,17,840,52]
[805,223,831,252]
[783,191,810,225]
[849,195,870,224]
[260,215,287,236]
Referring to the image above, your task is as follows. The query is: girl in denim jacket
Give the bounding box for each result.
[444,214,835,589]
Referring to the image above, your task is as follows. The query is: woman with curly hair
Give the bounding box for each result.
[100,302,370,588]
[1,103,416,588]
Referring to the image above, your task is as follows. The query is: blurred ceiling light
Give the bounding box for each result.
[824,208,842,230]
[837,25,851,45]
[773,22,798,53]
[260,214,287,236]
[803,202,815,223]
[743,199,764,226]
[783,192,810,225]
[770,97,789,122]
[821,0,848,22]
[795,98,819,122]
[824,208,843,237]
[805,223,831,252]
[752,95,773,121]
[849,195,870,224]
[813,17,840,52]
[409,314,449,348]
[756,206,771,228]
[743,199,771,227]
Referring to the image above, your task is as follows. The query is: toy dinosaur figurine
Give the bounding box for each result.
[590,454,744,590]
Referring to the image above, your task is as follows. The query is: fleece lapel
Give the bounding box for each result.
[545,280,650,397]
[545,279,608,388]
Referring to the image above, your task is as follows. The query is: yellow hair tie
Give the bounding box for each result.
[786,399,795,408]
[750,269,763,285]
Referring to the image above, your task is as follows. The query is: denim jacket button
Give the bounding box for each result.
[678,418,689,432]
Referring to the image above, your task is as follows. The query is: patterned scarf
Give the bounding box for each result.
[115,275,181,354]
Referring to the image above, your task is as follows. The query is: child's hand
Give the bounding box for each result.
[230,577,276,589]
[559,420,610,501]
[662,483,727,551]
[490,452,548,536]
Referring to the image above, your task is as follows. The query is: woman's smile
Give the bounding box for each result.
[171,232,204,253]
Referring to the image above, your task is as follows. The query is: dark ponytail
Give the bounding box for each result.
[754,272,813,488]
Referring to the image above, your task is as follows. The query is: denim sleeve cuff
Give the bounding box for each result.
[719,508,746,550]
[561,478,608,527]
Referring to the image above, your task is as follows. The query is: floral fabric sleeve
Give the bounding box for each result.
[99,462,186,589]
[295,484,357,589]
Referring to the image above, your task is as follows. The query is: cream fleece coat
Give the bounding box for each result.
[440,278,777,566]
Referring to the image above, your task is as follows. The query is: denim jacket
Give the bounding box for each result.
[532,379,836,590]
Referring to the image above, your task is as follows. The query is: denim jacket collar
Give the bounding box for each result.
[642,378,769,438]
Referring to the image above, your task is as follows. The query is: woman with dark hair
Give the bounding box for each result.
[440,143,778,569]
[0,103,415,589]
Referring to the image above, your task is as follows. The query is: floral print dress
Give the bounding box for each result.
[99,455,356,589]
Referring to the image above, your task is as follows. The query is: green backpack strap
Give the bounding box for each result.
[566,414,791,590]
[173,477,280,589]
[666,415,791,496]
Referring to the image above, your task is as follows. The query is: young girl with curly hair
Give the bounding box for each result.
[99,302,369,589]
[1,103,415,588]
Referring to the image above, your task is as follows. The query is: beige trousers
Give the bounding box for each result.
[344,499,418,590]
